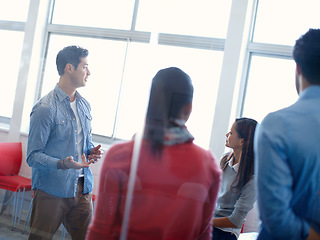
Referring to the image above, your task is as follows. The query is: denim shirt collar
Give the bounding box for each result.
[298,85,320,101]
[54,83,83,102]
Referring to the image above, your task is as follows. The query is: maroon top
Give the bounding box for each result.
[86,140,221,240]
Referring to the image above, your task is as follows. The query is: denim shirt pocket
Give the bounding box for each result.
[54,116,72,140]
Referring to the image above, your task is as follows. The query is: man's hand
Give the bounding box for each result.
[88,144,102,163]
[307,227,320,240]
[57,154,95,170]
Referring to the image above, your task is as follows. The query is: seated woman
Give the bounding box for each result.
[212,118,257,240]
[86,67,221,240]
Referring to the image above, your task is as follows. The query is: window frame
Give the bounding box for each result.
[1,0,311,157]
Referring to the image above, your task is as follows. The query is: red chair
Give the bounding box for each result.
[0,142,22,176]
[0,142,32,228]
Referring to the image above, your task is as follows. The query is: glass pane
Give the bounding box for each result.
[0,0,30,21]
[253,0,320,45]
[52,0,135,30]
[41,34,128,137]
[0,30,24,119]
[116,42,223,149]
[136,0,232,38]
[242,55,298,123]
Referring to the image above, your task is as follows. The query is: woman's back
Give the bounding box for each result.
[87,140,221,240]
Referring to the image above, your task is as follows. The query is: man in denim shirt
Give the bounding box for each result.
[27,45,102,240]
[255,29,320,240]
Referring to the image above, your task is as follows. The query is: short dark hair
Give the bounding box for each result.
[56,45,89,76]
[293,28,320,85]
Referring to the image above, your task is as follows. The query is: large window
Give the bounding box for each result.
[41,35,222,148]
[0,31,24,121]
[116,43,223,147]
[241,55,297,123]
[0,0,30,21]
[253,0,320,45]
[3,0,320,151]
[41,34,128,138]
[136,0,232,38]
[239,0,319,124]
[52,0,135,30]
[37,0,229,149]
[0,0,29,127]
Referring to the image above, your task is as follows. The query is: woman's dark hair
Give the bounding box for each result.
[144,67,193,155]
[220,117,258,191]
[293,28,320,85]
[56,45,89,76]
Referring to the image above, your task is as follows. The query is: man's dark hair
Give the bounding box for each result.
[56,45,89,76]
[293,28,320,85]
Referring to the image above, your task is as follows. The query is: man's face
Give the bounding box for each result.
[70,57,90,88]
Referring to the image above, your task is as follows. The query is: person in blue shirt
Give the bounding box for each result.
[27,45,102,240]
[254,29,320,240]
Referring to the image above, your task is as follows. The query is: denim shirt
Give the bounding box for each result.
[254,86,320,240]
[27,84,94,198]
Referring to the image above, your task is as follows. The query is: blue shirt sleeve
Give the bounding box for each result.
[26,102,60,171]
[254,115,310,240]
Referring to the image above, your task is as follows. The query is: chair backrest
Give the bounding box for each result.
[0,142,22,176]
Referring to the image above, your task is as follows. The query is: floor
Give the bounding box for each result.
[0,212,259,240]
[0,190,258,240]
[0,213,70,240]
[0,214,28,240]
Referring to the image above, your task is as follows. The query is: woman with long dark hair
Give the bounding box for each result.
[86,67,221,240]
[212,118,257,240]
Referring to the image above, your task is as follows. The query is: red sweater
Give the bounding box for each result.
[86,140,221,240]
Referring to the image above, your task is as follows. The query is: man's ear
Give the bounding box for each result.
[296,63,302,75]
[65,63,73,73]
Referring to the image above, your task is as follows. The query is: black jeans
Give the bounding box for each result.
[212,227,237,240]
